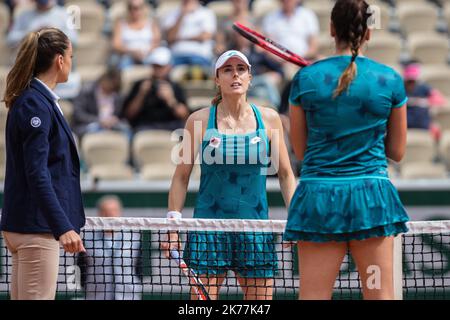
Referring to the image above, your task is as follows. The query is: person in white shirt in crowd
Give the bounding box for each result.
[76,195,143,300]
[7,0,81,99]
[161,0,216,69]
[262,0,319,60]
[7,0,77,47]
[111,0,161,70]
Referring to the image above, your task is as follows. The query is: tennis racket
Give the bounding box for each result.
[170,249,211,300]
[232,22,311,67]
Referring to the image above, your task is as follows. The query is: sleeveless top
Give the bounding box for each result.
[120,20,154,52]
[193,104,271,220]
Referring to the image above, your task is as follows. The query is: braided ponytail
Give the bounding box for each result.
[332,0,371,98]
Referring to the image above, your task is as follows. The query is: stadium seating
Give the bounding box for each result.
[317,34,335,58]
[76,2,106,37]
[75,34,110,67]
[439,130,450,168]
[0,136,4,181]
[402,129,436,164]
[132,130,178,180]
[207,1,234,26]
[252,0,280,23]
[0,102,7,135]
[400,162,448,179]
[155,1,179,21]
[108,0,153,25]
[433,106,450,131]
[0,67,7,99]
[181,80,216,98]
[445,4,450,32]
[420,66,450,98]
[81,131,133,180]
[121,65,153,95]
[397,2,439,36]
[58,100,74,125]
[75,34,110,85]
[364,31,402,65]
[0,39,13,68]
[0,2,8,36]
[187,96,212,111]
[408,32,450,65]
[304,1,334,35]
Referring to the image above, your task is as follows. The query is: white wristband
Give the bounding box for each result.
[167,211,182,219]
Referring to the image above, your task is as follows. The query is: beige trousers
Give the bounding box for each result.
[2,231,60,300]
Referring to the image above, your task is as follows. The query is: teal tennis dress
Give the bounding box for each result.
[183,104,278,277]
[284,55,410,242]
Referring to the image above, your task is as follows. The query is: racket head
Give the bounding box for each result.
[232,22,310,67]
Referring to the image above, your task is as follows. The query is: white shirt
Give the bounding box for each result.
[262,6,319,57]
[120,20,154,54]
[7,5,78,47]
[162,6,216,59]
[34,78,64,116]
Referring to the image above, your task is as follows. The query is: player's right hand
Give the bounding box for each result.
[161,231,180,259]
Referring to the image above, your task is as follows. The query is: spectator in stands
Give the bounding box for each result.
[4,0,65,30]
[72,69,130,138]
[403,62,447,140]
[213,0,282,107]
[7,0,77,47]
[6,0,80,99]
[122,47,190,132]
[214,0,255,55]
[77,195,142,300]
[111,0,161,70]
[162,0,216,69]
[262,0,319,60]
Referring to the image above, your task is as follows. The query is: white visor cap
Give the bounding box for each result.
[214,50,251,74]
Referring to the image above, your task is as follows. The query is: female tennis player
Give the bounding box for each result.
[284,0,409,300]
[165,50,296,300]
[1,28,85,300]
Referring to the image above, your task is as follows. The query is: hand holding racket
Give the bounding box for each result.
[232,22,311,67]
[170,249,211,300]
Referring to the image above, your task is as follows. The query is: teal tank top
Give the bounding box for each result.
[193,104,270,219]
[289,55,408,179]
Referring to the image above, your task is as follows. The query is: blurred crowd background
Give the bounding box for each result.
[1,0,450,182]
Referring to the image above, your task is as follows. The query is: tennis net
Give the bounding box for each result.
[0,218,449,300]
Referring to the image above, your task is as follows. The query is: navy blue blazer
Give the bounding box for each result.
[1,79,85,240]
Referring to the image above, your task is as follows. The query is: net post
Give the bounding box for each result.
[393,234,403,300]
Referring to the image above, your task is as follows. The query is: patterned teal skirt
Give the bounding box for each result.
[283,177,409,242]
[183,231,278,278]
